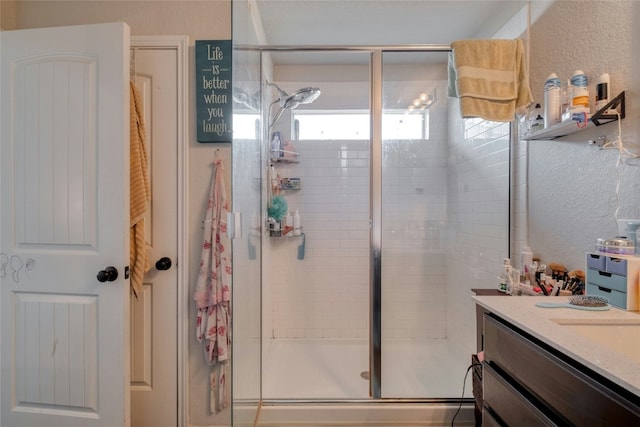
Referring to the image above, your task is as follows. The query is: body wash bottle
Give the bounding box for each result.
[284,211,293,236]
[293,209,301,236]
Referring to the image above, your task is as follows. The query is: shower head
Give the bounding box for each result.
[266,81,321,128]
[267,81,321,108]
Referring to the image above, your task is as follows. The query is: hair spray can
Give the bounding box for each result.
[543,73,561,128]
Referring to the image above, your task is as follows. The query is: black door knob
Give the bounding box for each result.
[155,257,172,271]
[97,266,118,282]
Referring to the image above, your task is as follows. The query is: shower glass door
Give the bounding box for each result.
[236,46,511,404]
[379,51,511,398]
[260,50,372,400]
[232,3,263,424]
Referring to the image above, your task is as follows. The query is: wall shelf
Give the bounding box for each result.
[277,177,301,190]
[522,91,625,141]
[271,149,300,163]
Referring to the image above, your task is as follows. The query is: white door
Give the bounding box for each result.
[129,40,183,427]
[0,23,131,427]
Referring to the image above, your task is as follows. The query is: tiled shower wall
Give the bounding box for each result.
[266,89,512,346]
[267,138,371,339]
[267,101,453,340]
[445,100,511,351]
[381,105,449,340]
[267,104,511,343]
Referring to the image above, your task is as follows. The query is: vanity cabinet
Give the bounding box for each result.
[482,313,640,426]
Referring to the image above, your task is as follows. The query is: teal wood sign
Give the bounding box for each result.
[195,40,232,143]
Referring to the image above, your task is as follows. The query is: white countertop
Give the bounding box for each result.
[472,295,640,396]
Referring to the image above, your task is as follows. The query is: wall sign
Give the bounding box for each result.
[195,40,232,143]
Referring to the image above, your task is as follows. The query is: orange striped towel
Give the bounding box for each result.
[130,81,151,298]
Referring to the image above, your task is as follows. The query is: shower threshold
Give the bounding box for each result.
[254,400,475,427]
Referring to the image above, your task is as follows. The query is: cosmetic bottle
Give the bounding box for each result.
[521,246,533,285]
[293,209,301,236]
[284,211,293,236]
[497,258,512,294]
[270,132,281,161]
[543,73,561,128]
[595,73,610,111]
[570,70,589,110]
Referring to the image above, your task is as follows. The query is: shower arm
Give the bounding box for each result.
[266,81,293,129]
[269,102,287,130]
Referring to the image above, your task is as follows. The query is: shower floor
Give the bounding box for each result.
[262,338,473,400]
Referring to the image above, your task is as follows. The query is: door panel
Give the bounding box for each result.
[15,55,97,247]
[15,294,98,410]
[129,43,181,427]
[1,23,130,427]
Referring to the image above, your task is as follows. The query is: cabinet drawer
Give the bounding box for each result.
[606,256,628,276]
[586,283,627,309]
[481,407,502,427]
[586,253,606,270]
[484,314,640,426]
[483,362,556,426]
[586,268,627,293]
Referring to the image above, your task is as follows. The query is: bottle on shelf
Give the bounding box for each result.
[543,73,561,128]
[569,70,590,119]
[520,245,533,286]
[270,131,282,162]
[497,258,513,294]
[283,211,293,236]
[293,209,301,236]
[595,72,610,112]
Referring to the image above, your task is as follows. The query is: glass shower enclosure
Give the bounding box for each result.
[232,45,511,418]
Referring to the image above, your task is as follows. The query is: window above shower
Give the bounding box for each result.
[292,110,429,140]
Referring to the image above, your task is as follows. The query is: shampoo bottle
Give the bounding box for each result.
[293,209,301,236]
[497,258,512,293]
[284,211,293,236]
[271,132,282,161]
[570,70,589,111]
[543,73,561,128]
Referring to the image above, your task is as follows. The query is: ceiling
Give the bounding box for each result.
[253,0,528,64]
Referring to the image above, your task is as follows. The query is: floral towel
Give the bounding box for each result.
[194,158,231,413]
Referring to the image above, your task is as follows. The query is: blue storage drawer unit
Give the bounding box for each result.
[585,253,639,311]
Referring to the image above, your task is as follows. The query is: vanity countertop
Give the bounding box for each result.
[472,295,640,396]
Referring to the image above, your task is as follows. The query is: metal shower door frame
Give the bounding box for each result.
[252,44,452,400]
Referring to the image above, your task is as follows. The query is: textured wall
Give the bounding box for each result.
[527,0,640,271]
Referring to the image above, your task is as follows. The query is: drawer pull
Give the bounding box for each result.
[598,286,612,293]
[597,271,612,277]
